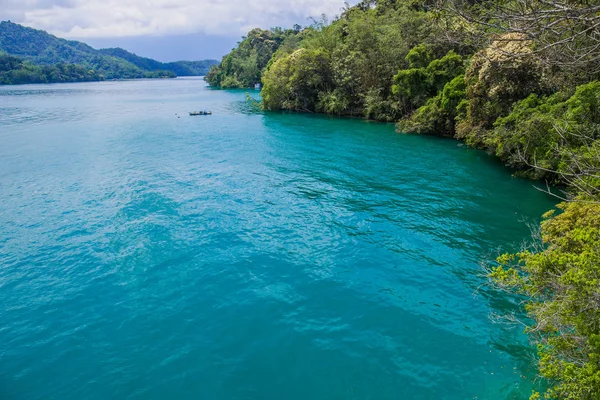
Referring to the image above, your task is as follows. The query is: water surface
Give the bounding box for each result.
[0,78,556,399]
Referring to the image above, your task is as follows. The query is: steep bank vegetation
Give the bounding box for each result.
[207,1,600,398]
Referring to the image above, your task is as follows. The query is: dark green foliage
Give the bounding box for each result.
[397,74,466,135]
[98,48,217,76]
[393,49,466,134]
[427,51,464,91]
[205,27,304,88]
[0,53,103,84]
[488,82,600,179]
[260,1,448,121]
[0,21,77,57]
[164,60,218,76]
[393,49,465,116]
[393,68,432,111]
[207,0,450,119]
[405,44,434,68]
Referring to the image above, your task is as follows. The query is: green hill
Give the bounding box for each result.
[98,48,217,76]
[0,53,103,84]
[0,21,217,82]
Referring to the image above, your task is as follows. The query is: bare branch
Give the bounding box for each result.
[438,0,600,76]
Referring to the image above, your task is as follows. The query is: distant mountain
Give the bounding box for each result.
[97,48,217,76]
[0,21,218,83]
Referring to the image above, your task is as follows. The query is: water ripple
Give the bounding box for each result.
[0,78,556,400]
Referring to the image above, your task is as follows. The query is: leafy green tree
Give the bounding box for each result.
[405,44,434,68]
[492,198,600,400]
[397,74,466,135]
[262,48,333,111]
[258,0,447,119]
[486,81,600,180]
[393,67,432,111]
[206,28,304,88]
[427,50,464,91]
[393,49,465,118]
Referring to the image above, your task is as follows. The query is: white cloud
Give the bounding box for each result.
[0,0,355,38]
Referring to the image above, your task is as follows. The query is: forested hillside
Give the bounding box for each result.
[0,53,103,84]
[98,48,217,76]
[0,21,168,80]
[207,1,600,399]
[0,21,216,83]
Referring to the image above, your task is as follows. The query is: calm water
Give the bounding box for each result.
[0,78,556,399]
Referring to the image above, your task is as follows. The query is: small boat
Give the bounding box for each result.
[189,111,212,116]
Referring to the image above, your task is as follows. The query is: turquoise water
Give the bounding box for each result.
[0,78,556,399]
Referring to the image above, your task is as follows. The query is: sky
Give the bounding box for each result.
[0,0,356,61]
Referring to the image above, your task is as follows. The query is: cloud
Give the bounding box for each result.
[0,0,354,38]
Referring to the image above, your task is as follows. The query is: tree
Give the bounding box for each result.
[441,0,600,79]
[492,197,600,399]
[205,27,304,88]
[397,74,467,135]
[455,33,544,146]
[393,49,465,117]
[262,48,333,112]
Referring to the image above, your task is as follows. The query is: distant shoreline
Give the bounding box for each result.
[0,75,207,87]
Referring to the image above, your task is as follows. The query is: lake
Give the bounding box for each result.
[0,77,556,399]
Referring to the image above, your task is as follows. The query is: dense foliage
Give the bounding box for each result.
[0,53,103,84]
[486,82,600,179]
[98,48,217,76]
[0,21,215,83]
[493,198,600,400]
[0,21,160,79]
[262,2,445,120]
[205,26,305,88]
[208,0,600,398]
